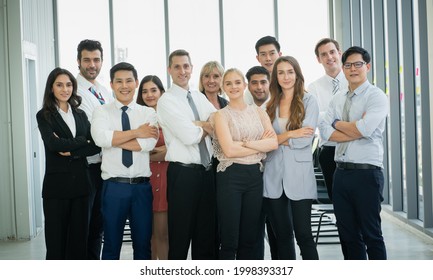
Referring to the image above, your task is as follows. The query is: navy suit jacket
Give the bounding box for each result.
[36,107,101,199]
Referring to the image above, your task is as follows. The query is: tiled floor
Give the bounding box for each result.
[1,211,432,260]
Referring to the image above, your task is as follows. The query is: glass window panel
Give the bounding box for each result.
[168,0,221,89]
[222,0,274,75]
[397,0,407,213]
[278,0,329,85]
[112,0,167,87]
[413,0,423,221]
[56,0,112,87]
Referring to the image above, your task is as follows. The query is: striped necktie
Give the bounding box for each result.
[332,78,340,95]
[89,87,105,105]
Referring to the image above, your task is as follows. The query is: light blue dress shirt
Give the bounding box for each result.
[319,80,389,167]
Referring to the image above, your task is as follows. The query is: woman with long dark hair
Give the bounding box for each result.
[36,67,100,259]
[136,75,168,260]
[263,56,319,259]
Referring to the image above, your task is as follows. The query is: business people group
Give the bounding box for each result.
[37,36,387,260]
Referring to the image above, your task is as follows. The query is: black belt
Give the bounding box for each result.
[321,146,335,150]
[173,162,212,171]
[337,162,381,170]
[108,177,150,184]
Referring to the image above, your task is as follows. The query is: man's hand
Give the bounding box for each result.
[136,123,159,139]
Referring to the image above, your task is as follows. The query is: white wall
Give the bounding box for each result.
[0,0,56,240]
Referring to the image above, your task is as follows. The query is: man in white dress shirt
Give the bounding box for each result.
[308,38,348,202]
[157,49,217,260]
[91,62,158,259]
[76,39,114,259]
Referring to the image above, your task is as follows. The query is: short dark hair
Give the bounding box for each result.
[341,46,371,64]
[314,38,341,57]
[110,62,138,82]
[42,67,81,119]
[246,66,270,82]
[136,75,165,106]
[77,39,103,60]
[255,36,281,54]
[168,49,192,67]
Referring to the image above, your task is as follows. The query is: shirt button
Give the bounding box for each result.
[157,174,160,178]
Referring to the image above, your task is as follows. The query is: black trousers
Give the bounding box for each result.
[333,168,387,260]
[87,163,104,260]
[217,163,263,260]
[318,145,336,201]
[264,194,319,260]
[167,162,217,260]
[43,195,89,260]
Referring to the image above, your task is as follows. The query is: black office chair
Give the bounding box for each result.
[311,137,340,245]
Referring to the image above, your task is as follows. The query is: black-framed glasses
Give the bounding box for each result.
[343,61,367,69]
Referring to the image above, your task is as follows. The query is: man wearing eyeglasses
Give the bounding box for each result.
[319,46,388,260]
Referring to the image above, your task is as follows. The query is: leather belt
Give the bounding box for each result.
[337,162,381,170]
[108,177,150,184]
[320,146,335,150]
[173,162,212,171]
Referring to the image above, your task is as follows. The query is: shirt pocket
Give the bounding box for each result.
[294,148,312,162]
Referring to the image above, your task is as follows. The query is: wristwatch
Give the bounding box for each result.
[332,119,340,129]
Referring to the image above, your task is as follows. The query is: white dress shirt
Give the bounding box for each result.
[319,80,388,167]
[243,88,254,105]
[308,71,348,147]
[77,73,114,164]
[157,83,216,164]
[57,103,76,137]
[91,100,158,180]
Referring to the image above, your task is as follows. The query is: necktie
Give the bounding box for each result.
[186,91,211,167]
[89,87,105,105]
[121,106,133,168]
[332,78,340,95]
[335,91,355,158]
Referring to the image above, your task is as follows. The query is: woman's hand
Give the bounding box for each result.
[288,126,314,139]
[53,132,71,156]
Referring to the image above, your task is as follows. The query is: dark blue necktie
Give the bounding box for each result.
[121,106,132,167]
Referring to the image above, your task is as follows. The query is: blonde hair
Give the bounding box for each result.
[199,61,225,93]
[222,68,245,84]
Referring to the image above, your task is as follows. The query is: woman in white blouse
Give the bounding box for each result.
[212,68,277,259]
[263,56,319,260]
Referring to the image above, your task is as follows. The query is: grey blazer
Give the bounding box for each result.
[263,92,319,200]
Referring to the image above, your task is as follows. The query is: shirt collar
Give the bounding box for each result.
[114,99,137,110]
[77,73,103,91]
[325,71,345,83]
[171,83,190,97]
[345,80,370,96]
[57,103,72,115]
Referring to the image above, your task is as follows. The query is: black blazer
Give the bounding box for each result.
[36,108,101,199]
